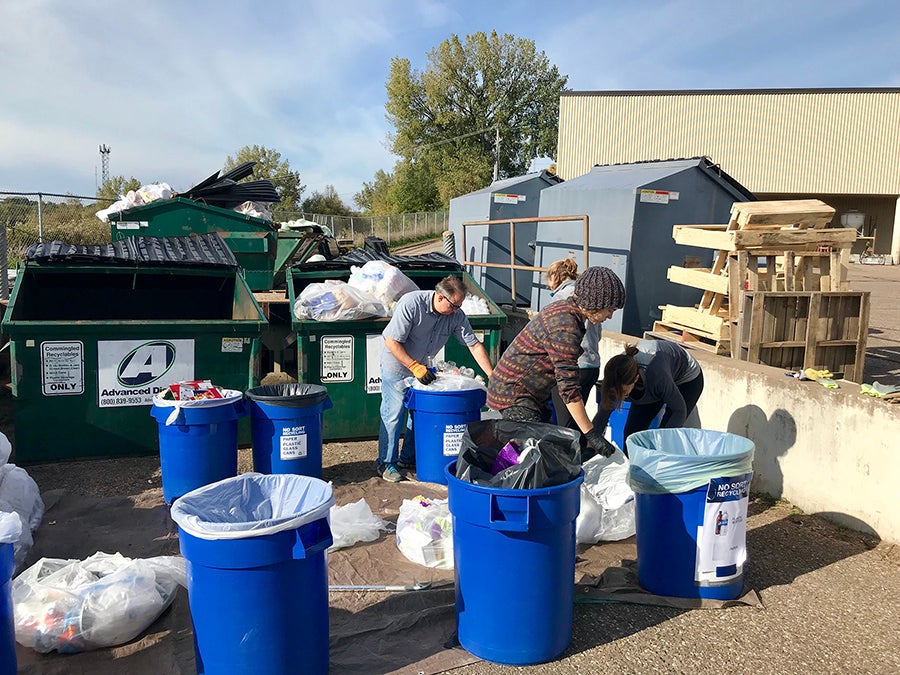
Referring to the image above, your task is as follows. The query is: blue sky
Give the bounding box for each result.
[1,0,898,208]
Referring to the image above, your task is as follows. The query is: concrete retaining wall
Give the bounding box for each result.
[598,332,900,544]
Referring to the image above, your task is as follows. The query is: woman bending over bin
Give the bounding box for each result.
[487,266,625,460]
[595,340,704,453]
[545,258,602,430]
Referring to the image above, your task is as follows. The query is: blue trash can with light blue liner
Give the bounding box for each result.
[627,428,755,600]
[171,473,334,675]
[245,384,332,478]
[1,513,20,675]
[150,391,246,504]
[404,386,486,484]
[445,461,583,665]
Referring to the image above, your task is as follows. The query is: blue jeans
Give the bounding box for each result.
[377,369,416,468]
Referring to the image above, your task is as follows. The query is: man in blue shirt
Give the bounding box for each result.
[379,275,494,482]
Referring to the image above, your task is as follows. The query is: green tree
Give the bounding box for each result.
[96,176,141,201]
[301,185,353,216]
[355,169,398,215]
[383,31,567,206]
[224,145,305,211]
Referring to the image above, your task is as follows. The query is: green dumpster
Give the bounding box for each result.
[0,237,266,463]
[109,197,280,291]
[288,267,505,441]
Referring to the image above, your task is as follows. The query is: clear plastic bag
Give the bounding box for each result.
[396,497,453,569]
[293,280,389,321]
[575,450,636,543]
[170,473,334,540]
[348,260,418,308]
[328,498,390,551]
[0,431,45,570]
[627,428,755,495]
[12,552,186,654]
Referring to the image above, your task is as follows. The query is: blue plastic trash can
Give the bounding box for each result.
[627,428,755,600]
[150,392,246,504]
[1,543,15,675]
[446,461,583,665]
[171,473,335,675]
[245,384,332,477]
[600,399,664,449]
[404,387,486,484]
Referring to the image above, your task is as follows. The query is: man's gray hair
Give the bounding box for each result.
[435,275,466,298]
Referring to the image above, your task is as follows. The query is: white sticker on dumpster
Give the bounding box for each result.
[321,335,353,382]
[280,426,308,460]
[695,472,753,584]
[443,423,467,456]
[97,339,195,407]
[365,334,382,394]
[41,341,85,396]
[221,337,243,353]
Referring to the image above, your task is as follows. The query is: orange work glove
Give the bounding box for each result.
[409,361,436,385]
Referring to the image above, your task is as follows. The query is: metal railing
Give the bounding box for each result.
[460,215,590,304]
[275,209,449,247]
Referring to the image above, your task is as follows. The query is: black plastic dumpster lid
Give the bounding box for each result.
[298,248,461,271]
[25,232,239,268]
[245,383,330,408]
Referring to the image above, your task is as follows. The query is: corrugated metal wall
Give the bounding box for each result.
[557,90,900,195]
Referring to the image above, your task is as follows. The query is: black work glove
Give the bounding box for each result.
[582,428,616,460]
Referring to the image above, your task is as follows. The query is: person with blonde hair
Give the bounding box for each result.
[595,340,704,453]
[545,258,602,430]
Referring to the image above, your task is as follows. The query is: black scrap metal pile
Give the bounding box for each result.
[180,162,280,209]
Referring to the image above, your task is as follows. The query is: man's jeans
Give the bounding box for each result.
[377,369,416,468]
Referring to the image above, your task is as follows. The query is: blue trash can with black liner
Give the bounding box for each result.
[171,473,334,675]
[627,428,755,600]
[445,461,583,665]
[150,391,246,504]
[403,386,486,484]
[245,384,333,478]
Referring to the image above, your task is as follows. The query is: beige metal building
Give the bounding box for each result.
[556,88,900,263]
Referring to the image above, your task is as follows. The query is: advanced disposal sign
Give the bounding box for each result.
[97,339,195,407]
[695,472,753,584]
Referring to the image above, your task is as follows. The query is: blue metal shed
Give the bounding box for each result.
[449,170,562,306]
[533,158,755,336]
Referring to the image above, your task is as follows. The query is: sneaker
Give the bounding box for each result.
[397,460,416,470]
[381,464,403,483]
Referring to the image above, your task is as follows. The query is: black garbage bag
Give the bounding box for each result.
[455,420,582,489]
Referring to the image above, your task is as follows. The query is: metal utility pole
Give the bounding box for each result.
[493,125,500,181]
[99,144,111,185]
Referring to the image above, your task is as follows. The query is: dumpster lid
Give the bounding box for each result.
[298,248,461,271]
[25,232,239,268]
[179,161,280,210]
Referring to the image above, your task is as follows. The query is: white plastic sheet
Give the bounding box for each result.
[328,498,390,551]
[12,552,185,654]
[627,428,755,495]
[170,473,335,540]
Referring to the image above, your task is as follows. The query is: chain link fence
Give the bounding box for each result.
[0,191,449,299]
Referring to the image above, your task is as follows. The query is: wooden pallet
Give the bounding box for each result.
[648,321,731,356]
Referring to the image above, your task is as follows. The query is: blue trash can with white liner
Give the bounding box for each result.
[0,513,20,675]
[445,461,583,665]
[404,386,486,484]
[245,384,333,477]
[171,473,334,675]
[627,428,755,600]
[150,390,246,504]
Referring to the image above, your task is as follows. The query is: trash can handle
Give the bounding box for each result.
[292,518,333,559]
[488,494,530,532]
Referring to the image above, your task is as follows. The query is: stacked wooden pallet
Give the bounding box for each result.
[649,199,861,361]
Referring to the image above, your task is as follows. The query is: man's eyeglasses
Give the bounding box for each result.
[443,295,462,311]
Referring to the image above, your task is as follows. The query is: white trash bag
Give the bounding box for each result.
[12,552,186,654]
[294,280,389,321]
[0,431,45,569]
[328,498,390,551]
[396,497,453,569]
[348,260,418,308]
[575,450,636,544]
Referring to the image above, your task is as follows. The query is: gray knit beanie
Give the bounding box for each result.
[573,266,626,310]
